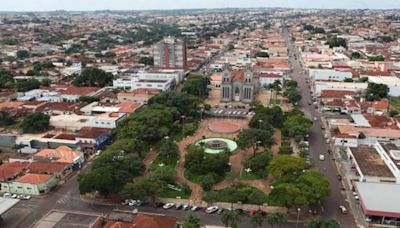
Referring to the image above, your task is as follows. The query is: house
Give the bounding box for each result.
[117,88,160,104]
[2,173,57,195]
[308,69,352,81]
[33,146,84,170]
[258,72,283,87]
[77,127,112,155]
[26,162,72,180]
[0,162,28,182]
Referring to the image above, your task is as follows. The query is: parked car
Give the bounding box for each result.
[339,205,348,214]
[190,206,200,211]
[217,208,225,214]
[17,195,31,200]
[325,139,330,144]
[313,116,318,121]
[163,203,175,209]
[4,193,17,198]
[235,208,244,215]
[249,209,267,216]
[175,204,183,210]
[182,204,190,210]
[319,155,325,161]
[365,216,372,223]
[205,206,219,214]
[337,174,342,181]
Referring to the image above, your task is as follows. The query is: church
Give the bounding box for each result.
[220,68,259,103]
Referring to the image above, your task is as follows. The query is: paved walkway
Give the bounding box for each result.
[175,118,249,202]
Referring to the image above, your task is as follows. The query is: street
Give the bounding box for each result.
[283,26,357,227]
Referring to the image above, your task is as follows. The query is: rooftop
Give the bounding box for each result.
[350,145,394,178]
[0,162,28,182]
[16,173,52,184]
[355,182,400,217]
[34,146,81,164]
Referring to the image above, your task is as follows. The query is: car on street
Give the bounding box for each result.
[319,155,325,161]
[163,203,175,209]
[249,209,267,216]
[154,202,164,208]
[175,204,183,210]
[17,194,31,200]
[337,174,342,181]
[339,205,348,214]
[217,208,225,214]
[3,193,17,198]
[205,206,219,214]
[190,206,200,211]
[365,216,372,223]
[182,204,190,210]
[313,116,318,121]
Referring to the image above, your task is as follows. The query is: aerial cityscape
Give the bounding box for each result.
[0,1,400,228]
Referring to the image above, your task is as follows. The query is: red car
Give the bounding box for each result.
[248,209,267,216]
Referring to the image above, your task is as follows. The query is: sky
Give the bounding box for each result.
[2,0,400,11]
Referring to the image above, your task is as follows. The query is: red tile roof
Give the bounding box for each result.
[27,162,70,174]
[0,162,28,182]
[16,173,52,184]
[105,214,177,228]
[319,90,356,98]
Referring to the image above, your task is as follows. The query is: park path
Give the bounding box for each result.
[175,118,249,202]
[271,129,282,156]
[142,151,158,177]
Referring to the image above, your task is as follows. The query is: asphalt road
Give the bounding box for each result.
[283,27,357,227]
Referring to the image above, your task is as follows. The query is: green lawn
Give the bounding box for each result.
[269,99,281,105]
[156,185,191,199]
[150,154,178,171]
[203,184,269,204]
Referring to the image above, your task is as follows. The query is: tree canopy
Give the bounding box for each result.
[366,83,389,101]
[182,76,210,98]
[325,37,347,49]
[16,49,30,59]
[0,69,14,89]
[0,111,15,126]
[304,217,340,228]
[73,68,113,87]
[139,56,154,65]
[16,79,41,92]
[20,112,50,133]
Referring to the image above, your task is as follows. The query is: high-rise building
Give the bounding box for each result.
[153,37,187,70]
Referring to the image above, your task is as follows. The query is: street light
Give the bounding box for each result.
[296,208,301,228]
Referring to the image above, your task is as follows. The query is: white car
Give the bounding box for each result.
[17,194,31,200]
[4,193,17,198]
[163,203,175,209]
[205,206,219,214]
[319,155,325,161]
[339,205,348,214]
[313,117,318,121]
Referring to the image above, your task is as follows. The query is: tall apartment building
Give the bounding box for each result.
[153,37,187,70]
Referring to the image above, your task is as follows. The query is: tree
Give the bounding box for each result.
[159,138,179,159]
[237,128,274,155]
[139,57,154,65]
[20,112,50,133]
[41,78,52,87]
[269,183,307,208]
[343,78,354,82]
[104,51,116,58]
[366,83,389,101]
[0,68,14,89]
[183,213,201,228]
[296,169,331,205]
[250,214,263,228]
[368,55,385,62]
[16,49,30,59]
[227,43,234,50]
[16,79,41,92]
[304,217,340,228]
[73,68,113,87]
[79,96,100,103]
[242,151,273,178]
[221,210,240,228]
[266,212,288,228]
[285,89,302,105]
[325,37,347,49]
[279,142,293,155]
[269,155,308,178]
[284,80,298,90]
[182,76,210,98]
[255,51,269,58]
[119,176,164,201]
[351,52,361,59]
[0,111,15,126]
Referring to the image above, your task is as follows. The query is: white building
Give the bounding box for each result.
[313,81,368,96]
[258,72,284,87]
[308,69,352,81]
[367,76,400,97]
[113,72,177,91]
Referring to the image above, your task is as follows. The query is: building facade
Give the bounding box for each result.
[220,69,259,103]
[153,37,187,70]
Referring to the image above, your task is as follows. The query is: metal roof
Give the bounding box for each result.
[356,182,400,217]
[0,197,20,215]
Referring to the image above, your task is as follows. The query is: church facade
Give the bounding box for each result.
[220,69,259,103]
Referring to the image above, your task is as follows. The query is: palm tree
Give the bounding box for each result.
[250,214,263,228]
[266,212,288,228]
[272,80,282,105]
[221,210,240,228]
[183,213,201,228]
[304,217,340,228]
